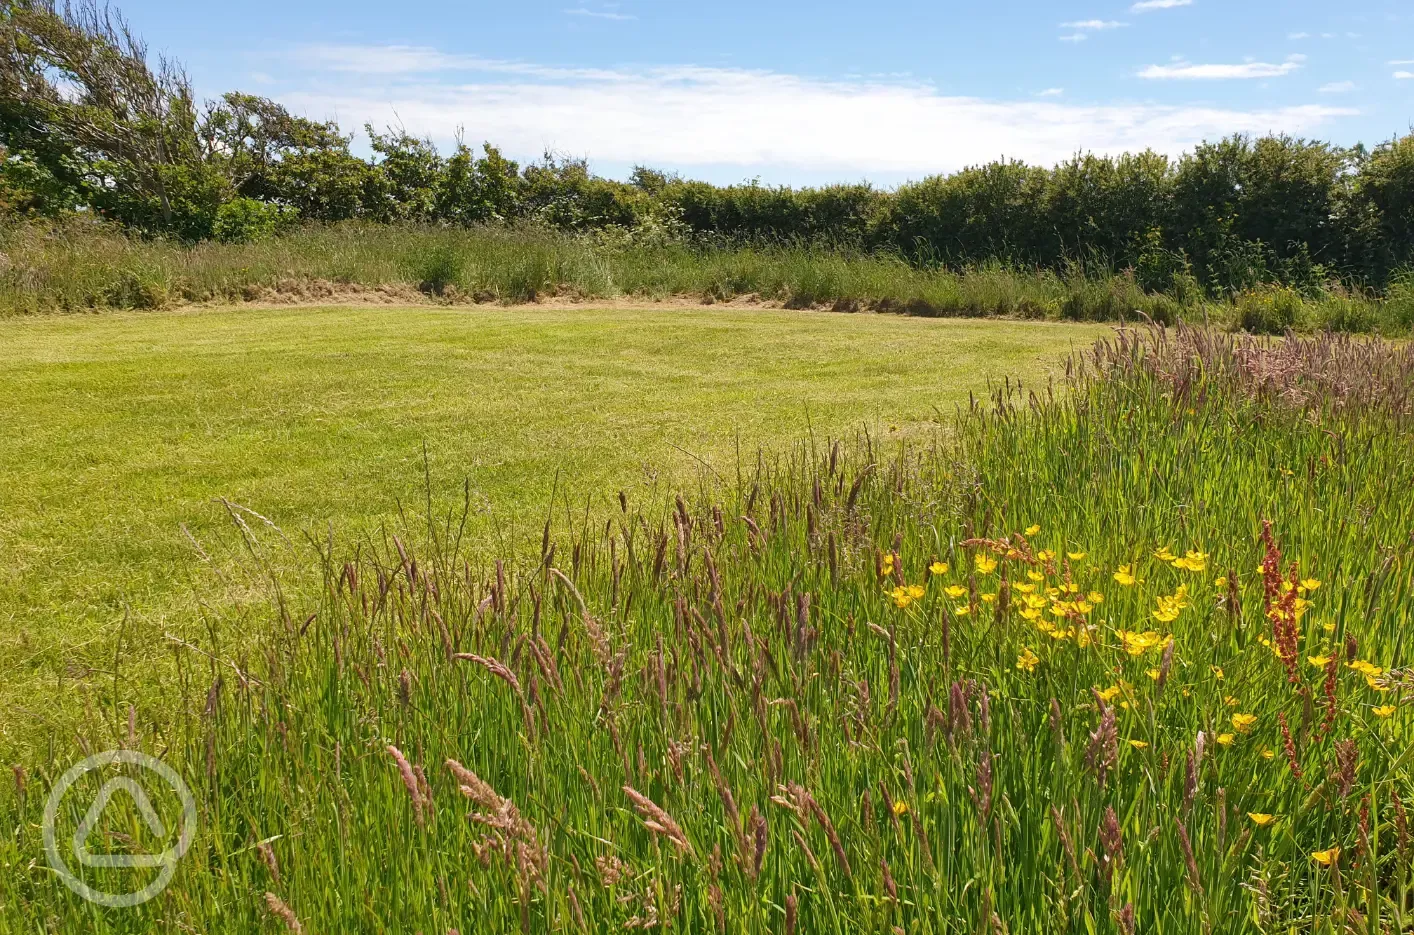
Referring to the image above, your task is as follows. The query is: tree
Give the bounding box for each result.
[0,0,224,236]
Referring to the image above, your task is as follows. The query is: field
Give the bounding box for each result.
[2,306,1412,933]
[0,303,1103,760]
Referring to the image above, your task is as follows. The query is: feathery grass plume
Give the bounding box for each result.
[1098,806,1123,886]
[880,856,898,902]
[447,759,548,887]
[1174,820,1202,895]
[1279,712,1303,779]
[785,892,798,935]
[969,751,994,826]
[1050,806,1080,884]
[1085,703,1118,786]
[1117,903,1136,935]
[1156,640,1175,692]
[264,893,303,933]
[622,785,693,855]
[1332,739,1358,799]
[789,828,821,875]
[386,744,427,827]
[795,783,851,880]
[257,840,280,883]
[748,805,768,879]
[550,567,611,666]
[454,652,535,733]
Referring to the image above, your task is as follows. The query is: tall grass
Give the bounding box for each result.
[3,219,1410,334]
[2,325,1411,931]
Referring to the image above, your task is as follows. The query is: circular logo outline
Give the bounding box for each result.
[42,749,198,908]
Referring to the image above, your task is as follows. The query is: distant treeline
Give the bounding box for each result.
[2,0,1413,296]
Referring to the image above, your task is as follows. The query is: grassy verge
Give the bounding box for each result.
[2,325,1411,931]
[4,220,1412,334]
[0,303,1102,760]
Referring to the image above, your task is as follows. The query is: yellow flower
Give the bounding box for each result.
[1027,570,1046,582]
[1067,551,1087,561]
[1248,813,1276,826]
[1311,847,1340,866]
[1021,607,1042,621]
[1224,695,1240,707]
[1215,576,1229,589]
[1154,546,1177,562]
[1231,713,1257,733]
[1152,585,1191,623]
[944,585,968,599]
[892,591,913,609]
[1367,675,1391,692]
[892,800,909,816]
[1036,549,1056,563]
[1373,705,1396,718]
[1096,685,1121,703]
[1216,733,1235,746]
[1261,749,1276,759]
[1118,630,1168,657]
[1211,666,1225,680]
[906,584,926,600]
[1016,648,1040,673]
[954,605,971,617]
[1014,583,1036,595]
[1172,550,1210,573]
[1348,660,1382,678]
[1024,524,1042,536]
[1308,655,1332,668]
[1025,594,1048,610]
[975,554,998,575]
[980,592,996,604]
[1087,591,1104,604]
[1146,668,1161,681]
[1128,739,1149,749]
[1075,601,1094,615]
[1300,578,1321,592]
[929,561,948,576]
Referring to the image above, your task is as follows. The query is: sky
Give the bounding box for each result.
[117,0,1414,187]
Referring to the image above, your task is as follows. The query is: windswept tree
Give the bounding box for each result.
[0,0,223,236]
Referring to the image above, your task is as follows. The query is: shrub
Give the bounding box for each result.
[213,197,295,244]
[411,243,465,296]
[1235,284,1305,334]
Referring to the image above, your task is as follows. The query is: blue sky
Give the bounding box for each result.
[120,0,1412,186]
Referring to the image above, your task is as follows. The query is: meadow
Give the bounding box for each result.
[2,318,1411,933]
[4,221,1413,335]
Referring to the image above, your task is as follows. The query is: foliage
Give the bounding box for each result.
[211,196,293,243]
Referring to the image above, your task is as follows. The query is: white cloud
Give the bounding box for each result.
[1131,0,1192,11]
[1037,88,1065,97]
[276,46,1356,179]
[1138,57,1304,79]
[1389,59,1414,65]
[1396,71,1414,80]
[1061,20,1127,30]
[1059,33,1088,43]
[1318,81,1356,93]
[564,7,635,21]
[1288,32,1310,39]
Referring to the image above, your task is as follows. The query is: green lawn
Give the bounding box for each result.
[0,303,1105,754]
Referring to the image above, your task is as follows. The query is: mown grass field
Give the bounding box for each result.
[0,303,1104,759]
[3,310,1412,934]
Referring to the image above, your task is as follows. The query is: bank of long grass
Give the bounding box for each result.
[4,220,1412,334]
[3,325,1412,932]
